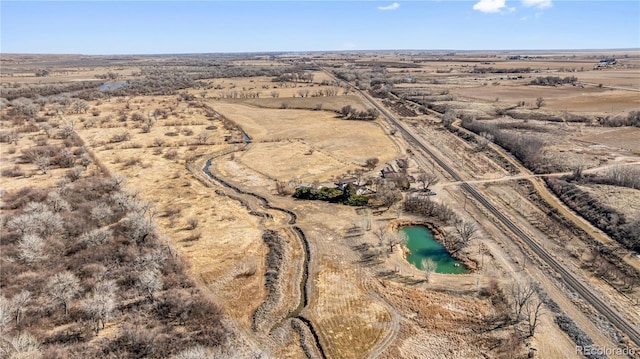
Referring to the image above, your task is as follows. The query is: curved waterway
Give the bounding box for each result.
[401,226,467,274]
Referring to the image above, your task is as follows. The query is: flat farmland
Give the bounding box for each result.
[579,127,640,152]
[452,85,640,113]
[210,101,400,167]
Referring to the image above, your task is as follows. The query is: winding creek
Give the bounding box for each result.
[202,154,326,358]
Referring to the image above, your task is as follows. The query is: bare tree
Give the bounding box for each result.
[66,165,84,182]
[34,155,51,174]
[108,192,132,214]
[361,209,372,231]
[141,117,155,133]
[7,215,34,236]
[124,207,157,245]
[524,295,544,337]
[364,157,379,170]
[59,122,75,139]
[47,191,70,212]
[509,281,536,323]
[5,130,21,145]
[80,153,92,168]
[18,234,47,263]
[80,228,112,247]
[373,225,387,248]
[10,332,41,358]
[30,210,64,238]
[421,258,437,283]
[82,281,117,333]
[11,98,39,116]
[40,123,53,139]
[135,250,166,272]
[196,131,210,145]
[153,137,166,148]
[442,109,457,127]
[608,165,640,189]
[535,97,545,109]
[454,220,477,244]
[275,180,294,196]
[48,272,81,316]
[378,186,402,211]
[476,131,495,151]
[175,345,209,359]
[417,170,439,191]
[0,296,12,333]
[71,100,89,114]
[11,290,31,325]
[186,217,199,230]
[571,161,585,180]
[90,202,113,226]
[106,174,127,192]
[442,220,476,255]
[138,269,162,301]
[386,230,408,255]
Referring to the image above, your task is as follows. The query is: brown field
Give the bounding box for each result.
[452,85,639,113]
[578,127,640,152]
[2,51,639,358]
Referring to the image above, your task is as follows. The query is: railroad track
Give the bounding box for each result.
[331,72,640,347]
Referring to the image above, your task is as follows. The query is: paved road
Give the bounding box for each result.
[329,71,640,347]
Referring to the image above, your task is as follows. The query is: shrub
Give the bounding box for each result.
[109,132,131,143]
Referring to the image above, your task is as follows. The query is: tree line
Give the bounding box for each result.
[459,116,548,173]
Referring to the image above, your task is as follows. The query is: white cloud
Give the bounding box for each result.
[522,0,552,9]
[378,2,400,11]
[472,0,506,13]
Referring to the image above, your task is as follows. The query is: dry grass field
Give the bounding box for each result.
[1,51,639,358]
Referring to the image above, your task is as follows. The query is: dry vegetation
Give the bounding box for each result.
[2,50,639,358]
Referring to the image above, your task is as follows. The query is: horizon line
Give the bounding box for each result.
[2,48,639,57]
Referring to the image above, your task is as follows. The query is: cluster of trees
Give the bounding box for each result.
[546,177,640,253]
[485,280,546,343]
[583,165,640,190]
[1,169,227,357]
[95,71,120,80]
[35,69,50,77]
[216,90,262,99]
[293,183,369,206]
[339,105,379,121]
[460,118,548,173]
[403,196,456,224]
[104,63,295,98]
[272,71,314,84]
[1,81,102,101]
[252,230,285,332]
[529,76,578,86]
[603,165,640,189]
[471,67,531,74]
[596,110,640,127]
[8,98,39,117]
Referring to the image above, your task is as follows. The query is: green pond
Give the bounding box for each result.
[401,226,468,274]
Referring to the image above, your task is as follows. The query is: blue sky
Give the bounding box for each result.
[1,1,638,54]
